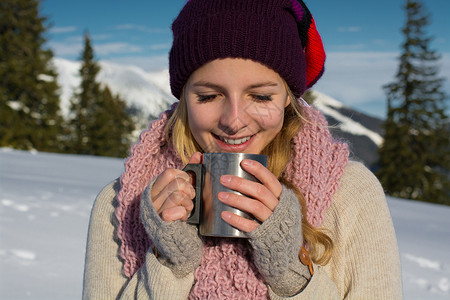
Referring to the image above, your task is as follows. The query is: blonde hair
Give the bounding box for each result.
[165,85,333,265]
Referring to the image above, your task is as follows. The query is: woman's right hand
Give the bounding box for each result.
[140,152,204,278]
[151,152,202,222]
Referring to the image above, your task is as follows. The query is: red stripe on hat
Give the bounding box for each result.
[305,16,325,88]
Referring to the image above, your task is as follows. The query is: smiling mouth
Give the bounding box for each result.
[216,135,253,145]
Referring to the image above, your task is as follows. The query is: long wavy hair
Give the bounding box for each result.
[163,83,333,265]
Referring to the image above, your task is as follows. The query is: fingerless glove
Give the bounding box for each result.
[247,185,311,296]
[140,180,203,278]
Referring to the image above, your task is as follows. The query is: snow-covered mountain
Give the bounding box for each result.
[1,148,449,299]
[53,58,384,168]
[53,58,176,118]
[310,90,384,168]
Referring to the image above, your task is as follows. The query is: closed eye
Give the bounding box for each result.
[251,94,272,102]
[196,94,217,102]
[196,94,272,102]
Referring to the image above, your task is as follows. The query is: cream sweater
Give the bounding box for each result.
[82,161,403,299]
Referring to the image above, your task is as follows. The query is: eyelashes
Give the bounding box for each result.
[251,94,272,102]
[196,94,217,102]
[196,94,273,103]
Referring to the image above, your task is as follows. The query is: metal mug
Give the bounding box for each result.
[183,152,267,238]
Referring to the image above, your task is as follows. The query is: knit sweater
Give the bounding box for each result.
[82,161,403,299]
[82,104,402,299]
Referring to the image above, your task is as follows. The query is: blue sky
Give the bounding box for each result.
[40,0,450,118]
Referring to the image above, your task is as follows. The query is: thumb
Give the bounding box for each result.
[188,152,203,164]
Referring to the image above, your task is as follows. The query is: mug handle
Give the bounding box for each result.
[182,163,203,224]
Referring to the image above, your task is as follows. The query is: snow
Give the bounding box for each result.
[37,74,55,83]
[0,148,124,299]
[53,57,176,118]
[312,90,384,146]
[6,101,22,112]
[52,58,80,116]
[1,148,449,299]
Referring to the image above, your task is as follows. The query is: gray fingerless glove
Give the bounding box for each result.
[140,180,203,278]
[247,185,311,297]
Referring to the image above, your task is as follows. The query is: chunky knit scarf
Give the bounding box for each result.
[115,102,349,299]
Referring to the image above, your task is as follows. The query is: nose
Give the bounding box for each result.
[218,96,248,135]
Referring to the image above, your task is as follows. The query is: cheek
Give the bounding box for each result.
[187,108,200,131]
[187,103,216,146]
[249,103,285,130]
[188,104,212,130]
[186,100,201,127]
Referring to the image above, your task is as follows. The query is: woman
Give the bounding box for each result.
[83,0,402,299]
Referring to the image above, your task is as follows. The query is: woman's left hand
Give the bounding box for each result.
[218,158,282,232]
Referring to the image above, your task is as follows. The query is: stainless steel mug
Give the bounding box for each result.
[183,152,268,238]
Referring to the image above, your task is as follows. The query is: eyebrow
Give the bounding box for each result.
[192,81,222,89]
[192,80,279,90]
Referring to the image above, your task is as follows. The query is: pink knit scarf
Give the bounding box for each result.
[115,102,348,299]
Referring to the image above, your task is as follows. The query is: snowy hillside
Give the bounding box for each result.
[1,148,449,299]
[53,57,176,117]
[311,90,383,147]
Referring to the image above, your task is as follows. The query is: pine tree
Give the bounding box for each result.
[377,0,449,205]
[90,86,135,157]
[68,33,135,157]
[68,33,102,155]
[302,89,317,105]
[0,0,63,152]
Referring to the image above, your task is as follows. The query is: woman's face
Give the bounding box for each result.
[184,58,290,154]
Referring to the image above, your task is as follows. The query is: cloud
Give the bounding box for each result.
[371,39,391,47]
[313,51,450,118]
[47,41,83,57]
[48,40,143,58]
[333,43,368,51]
[107,55,169,71]
[315,52,397,107]
[64,35,83,43]
[114,24,169,34]
[49,26,77,34]
[337,26,362,33]
[95,43,142,55]
[91,34,112,41]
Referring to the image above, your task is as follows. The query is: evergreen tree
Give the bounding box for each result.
[377,0,449,205]
[68,32,101,155]
[68,33,135,157]
[0,0,63,151]
[90,86,135,158]
[302,89,317,105]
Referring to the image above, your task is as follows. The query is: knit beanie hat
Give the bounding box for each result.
[169,0,325,99]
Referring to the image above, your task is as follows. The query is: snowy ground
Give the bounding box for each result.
[1,148,449,299]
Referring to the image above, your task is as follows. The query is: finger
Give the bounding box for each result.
[188,152,203,164]
[153,176,195,211]
[221,211,259,233]
[161,206,189,222]
[158,190,194,216]
[218,192,272,222]
[241,159,282,198]
[151,168,191,200]
[220,175,279,212]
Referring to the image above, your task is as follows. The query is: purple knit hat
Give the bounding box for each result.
[169,0,326,99]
